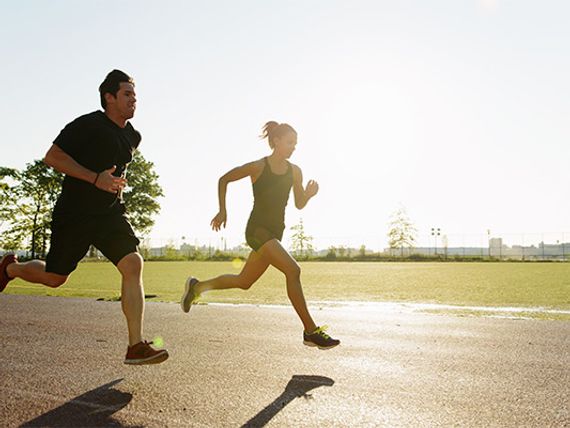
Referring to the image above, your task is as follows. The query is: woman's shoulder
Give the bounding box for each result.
[244,158,266,181]
[289,162,302,176]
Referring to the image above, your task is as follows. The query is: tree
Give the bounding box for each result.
[290,218,314,259]
[0,150,163,255]
[0,167,21,250]
[0,161,63,257]
[387,206,417,256]
[122,150,164,236]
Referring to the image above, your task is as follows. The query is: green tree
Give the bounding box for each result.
[123,150,164,236]
[0,161,63,257]
[290,218,314,259]
[0,167,21,250]
[387,206,417,256]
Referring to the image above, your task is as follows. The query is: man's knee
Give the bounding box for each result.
[117,252,143,278]
[46,274,68,288]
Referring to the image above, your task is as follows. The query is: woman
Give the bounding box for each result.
[181,121,339,349]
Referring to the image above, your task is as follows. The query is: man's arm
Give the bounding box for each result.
[44,144,97,184]
[44,144,126,193]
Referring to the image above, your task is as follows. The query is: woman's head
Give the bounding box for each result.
[260,121,297,158]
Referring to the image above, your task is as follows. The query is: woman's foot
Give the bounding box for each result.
[303,326,340,350]
[181,276,200,313]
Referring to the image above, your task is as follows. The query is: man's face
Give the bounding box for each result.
[106,82,136,119]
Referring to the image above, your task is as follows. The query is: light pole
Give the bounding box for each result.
[487,229,491,259]
[431,228,441,256]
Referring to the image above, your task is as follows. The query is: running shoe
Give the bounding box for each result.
[124,341,169,365]
[0,253,17,293]
[181,276,199,313]
[303,325,340,350]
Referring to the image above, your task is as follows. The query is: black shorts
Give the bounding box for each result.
[245,220,284,252]
[45,213,140,275]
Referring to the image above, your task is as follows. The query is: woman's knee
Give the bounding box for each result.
[236,275,255,290]
[284,263,301,280]
[117,252,143,277]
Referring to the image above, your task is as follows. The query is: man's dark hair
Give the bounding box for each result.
[99,69,134,109]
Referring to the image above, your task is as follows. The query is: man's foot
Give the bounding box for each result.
[181,276,199,313]
[124,341,169,365]
[0,254,17,293]
[303,326,340,350]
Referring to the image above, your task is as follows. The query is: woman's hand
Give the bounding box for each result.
[210,210,227,231]
[305,180,319,199]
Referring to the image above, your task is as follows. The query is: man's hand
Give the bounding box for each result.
[95,166,127,194]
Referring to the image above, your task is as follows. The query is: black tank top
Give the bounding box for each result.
[248,157,293,231]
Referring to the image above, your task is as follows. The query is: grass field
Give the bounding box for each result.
[5,261,570,318]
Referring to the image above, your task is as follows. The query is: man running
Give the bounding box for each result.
[0,69,168,365]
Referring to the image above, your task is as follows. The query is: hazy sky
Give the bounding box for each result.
[1,1,569,250]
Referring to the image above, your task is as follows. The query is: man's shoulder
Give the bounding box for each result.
[65,111,103,129]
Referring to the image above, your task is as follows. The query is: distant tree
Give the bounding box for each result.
[325,246,337,260]
[290,218,314,259]
[359,245,366,257]
[387,206,417,256]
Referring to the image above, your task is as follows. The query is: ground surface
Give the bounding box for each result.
[1,295,568,427]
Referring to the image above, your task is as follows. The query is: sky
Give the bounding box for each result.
[1,0,569,250]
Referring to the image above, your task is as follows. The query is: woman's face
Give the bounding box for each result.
[273,131,297,159]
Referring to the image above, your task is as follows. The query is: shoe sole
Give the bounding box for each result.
[124,350,169,365]
[303,340,340,350]
[181,277,197,313]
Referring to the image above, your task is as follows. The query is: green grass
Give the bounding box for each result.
[5,261,570,313]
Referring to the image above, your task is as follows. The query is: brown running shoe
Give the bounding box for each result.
[124,341,169,365]
[0,253,17,293]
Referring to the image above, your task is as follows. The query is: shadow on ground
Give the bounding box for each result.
[20,379,139,427]
[242,375,335,427]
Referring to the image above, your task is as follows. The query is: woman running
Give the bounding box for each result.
[181,121,339,350]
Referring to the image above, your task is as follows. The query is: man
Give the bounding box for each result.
[0,70,168,365]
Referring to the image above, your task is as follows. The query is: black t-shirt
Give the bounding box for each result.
[53,110,141,216]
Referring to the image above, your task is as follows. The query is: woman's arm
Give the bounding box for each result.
[292,164,319,210]
[210,160,261,231]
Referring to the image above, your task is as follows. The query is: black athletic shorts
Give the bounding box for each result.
[45,213,140,275]
[245,220,284,252]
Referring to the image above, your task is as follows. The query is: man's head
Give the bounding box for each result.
[99,70,136,120]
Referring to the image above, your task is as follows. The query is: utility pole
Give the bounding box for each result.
[431,228,441,256]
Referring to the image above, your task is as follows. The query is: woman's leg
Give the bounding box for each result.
[194,250,270,295]
[257,239,317,333]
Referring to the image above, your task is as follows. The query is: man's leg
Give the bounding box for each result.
[95,214,167,364]
[115,251,168,365]
[116,252,144,346]
[6,259,67,288]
